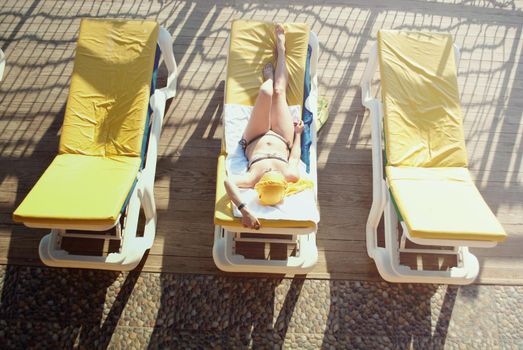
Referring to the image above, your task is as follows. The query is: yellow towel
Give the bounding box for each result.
[286,178,314,196]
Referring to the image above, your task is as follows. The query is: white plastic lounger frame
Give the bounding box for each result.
[361,42,499,285]
[0,48,5,81]
[213,31,320,275]
[38,27,177,271]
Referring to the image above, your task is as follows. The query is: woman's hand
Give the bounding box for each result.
[240,207,261,230]
[294,119,304,134]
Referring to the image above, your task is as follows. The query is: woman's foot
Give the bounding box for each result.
[275,23,285,54]
[263,62,274,81]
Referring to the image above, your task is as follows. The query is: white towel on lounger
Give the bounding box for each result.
[223,104,320,223]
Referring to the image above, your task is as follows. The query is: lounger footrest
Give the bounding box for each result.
[387,166,506,242]
[13,154,141,229]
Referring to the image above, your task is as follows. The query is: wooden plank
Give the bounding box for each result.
[0,0,522,285]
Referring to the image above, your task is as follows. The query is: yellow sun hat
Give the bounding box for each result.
[255,171,315,206]
[255,171,288,206]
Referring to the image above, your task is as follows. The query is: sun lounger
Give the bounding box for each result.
[361,30,507,284]
[213,20,320,274]
[13,19,177,271]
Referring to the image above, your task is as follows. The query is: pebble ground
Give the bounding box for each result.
[0,265,522,349]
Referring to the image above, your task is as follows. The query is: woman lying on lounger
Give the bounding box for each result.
[224,24,305,230]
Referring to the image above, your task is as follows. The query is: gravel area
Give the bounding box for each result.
[0,265,522,349]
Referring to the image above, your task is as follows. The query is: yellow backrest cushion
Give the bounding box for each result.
[378,30,468,167]
[226,20,309,106]
[59,19,159,157]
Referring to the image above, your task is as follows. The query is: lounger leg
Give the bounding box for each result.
[138,180,157,249]
[384,190,400,267]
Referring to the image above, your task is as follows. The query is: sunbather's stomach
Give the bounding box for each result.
[245,131,290,160]
[248,156,289,175]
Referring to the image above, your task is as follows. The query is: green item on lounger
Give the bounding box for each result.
[317,96,329,132]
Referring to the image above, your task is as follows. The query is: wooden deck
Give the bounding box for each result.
[1,0,522,284]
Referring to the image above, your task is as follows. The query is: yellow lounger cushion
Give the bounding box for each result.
[226,20,309,107]
[386,166,507,242]
[59,18,159,157]
[13,154,141,228]
[378,30,468,168]
[214,154,315,229]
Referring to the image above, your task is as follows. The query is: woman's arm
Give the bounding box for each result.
[286,120,304,181]
[224,174,261,229]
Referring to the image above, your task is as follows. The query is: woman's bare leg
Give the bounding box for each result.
[242,62,274,142]
[270,24,295,144]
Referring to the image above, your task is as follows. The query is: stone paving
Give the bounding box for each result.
[0,265,522,349]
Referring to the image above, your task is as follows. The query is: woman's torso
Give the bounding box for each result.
[245,131,294,181]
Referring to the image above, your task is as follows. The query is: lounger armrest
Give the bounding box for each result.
[157,26,178,99]
[0,49,5,81]
[453,43,461,72]
[360,43,378,107]
[360,42,384,184]
[361,41,387,259]
[142,26,178,181]
[144,91,166,182]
